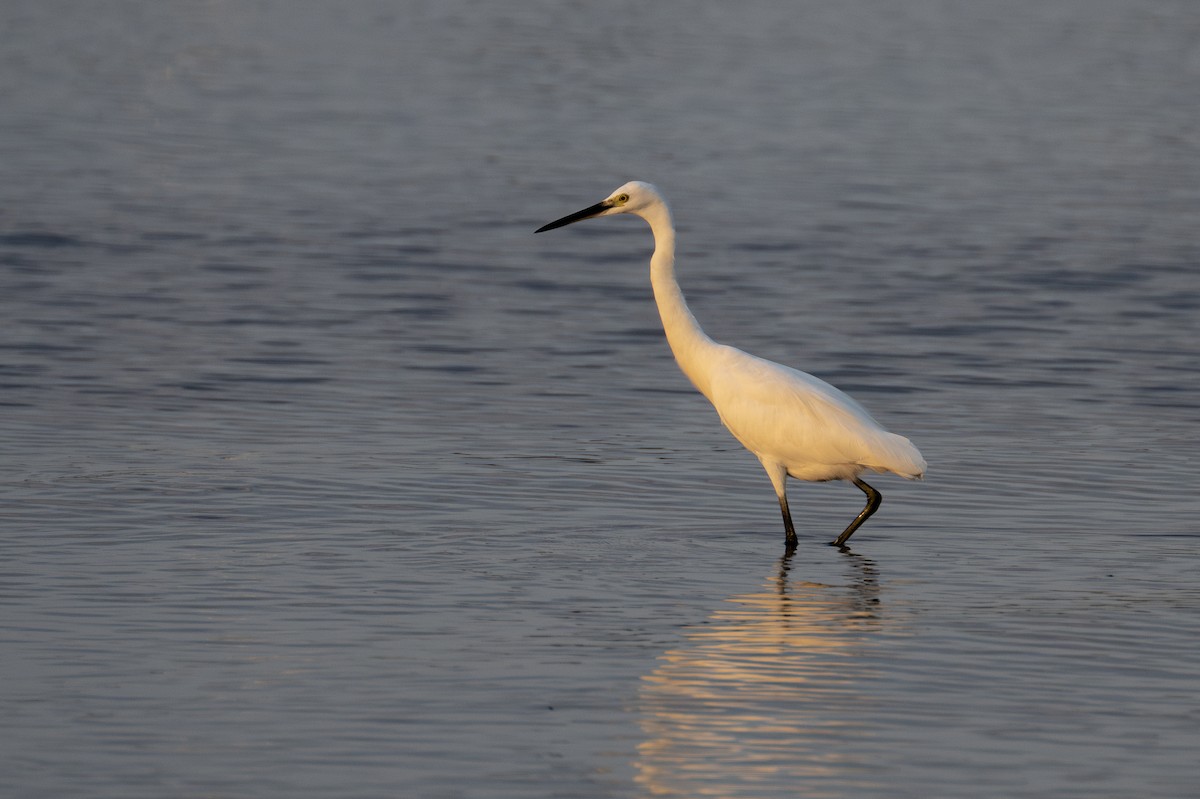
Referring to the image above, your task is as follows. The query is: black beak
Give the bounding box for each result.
[535,200,612,233]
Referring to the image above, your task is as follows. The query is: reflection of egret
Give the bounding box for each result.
[536,182,925,548]
[635,552,885,797]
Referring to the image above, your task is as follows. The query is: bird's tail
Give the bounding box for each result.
[870,432,926,480]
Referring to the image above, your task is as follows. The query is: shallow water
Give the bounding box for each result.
[2,2,1199,797]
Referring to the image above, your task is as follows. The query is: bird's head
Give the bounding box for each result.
[535,181,664,233]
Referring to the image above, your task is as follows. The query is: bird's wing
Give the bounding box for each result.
[708,351,925,479]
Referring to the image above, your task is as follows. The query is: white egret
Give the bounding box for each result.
[536,181,925,548]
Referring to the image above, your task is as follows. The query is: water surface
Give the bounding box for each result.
[2,2,1198,797]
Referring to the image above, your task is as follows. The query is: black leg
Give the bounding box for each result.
[831,478,882,548]
[778,492,798,549]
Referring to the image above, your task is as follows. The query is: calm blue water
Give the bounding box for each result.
[2,2,1199,797]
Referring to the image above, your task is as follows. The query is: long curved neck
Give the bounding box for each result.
[640,201,722,400]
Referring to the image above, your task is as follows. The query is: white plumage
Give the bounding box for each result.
[537,181,924,548]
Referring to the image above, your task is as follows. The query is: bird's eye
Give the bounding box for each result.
[616,193,630,204]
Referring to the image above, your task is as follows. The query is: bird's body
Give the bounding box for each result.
[710,352,926,483]
[536,181,924,548]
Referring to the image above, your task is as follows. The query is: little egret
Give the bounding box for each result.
[535,181,925,548]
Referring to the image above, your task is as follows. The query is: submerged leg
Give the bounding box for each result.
[778,491,798,549]
[831,478,882,548]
